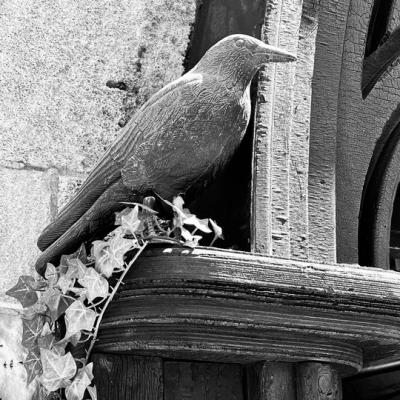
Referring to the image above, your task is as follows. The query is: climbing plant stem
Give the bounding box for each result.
[85,241,148,363]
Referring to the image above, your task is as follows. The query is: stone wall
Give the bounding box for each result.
[0,0,196,396]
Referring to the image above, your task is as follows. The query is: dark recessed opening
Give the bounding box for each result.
[365,0,394,58]
[183,0,266,251]
[359,109,400,269]
[389,185,400,270]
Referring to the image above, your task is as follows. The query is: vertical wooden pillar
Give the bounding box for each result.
[296,363,342,400]
[246,362,296,400]
[92,353,163,400]
[249,0,305,398]
[164,361,243,400]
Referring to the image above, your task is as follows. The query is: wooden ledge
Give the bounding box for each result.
[95,247,400,376]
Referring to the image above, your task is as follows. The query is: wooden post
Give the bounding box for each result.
[246,362,296,400]
[92,354,163,400]
[296,362,342,400]
[164,361,243,400]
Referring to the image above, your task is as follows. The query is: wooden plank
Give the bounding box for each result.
[362,26,400,98]
[246,362,296,400]
[288,0,320,260]
[92,353,163,400]
[296,363,342,400]
[308,0,351,263]
[249,0,305,393]
[251,0,303,257]
[164,361,243,400]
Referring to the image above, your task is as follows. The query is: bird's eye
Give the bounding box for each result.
[235,39,245,48]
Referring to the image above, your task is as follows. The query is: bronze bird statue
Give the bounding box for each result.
[35,34,296,274]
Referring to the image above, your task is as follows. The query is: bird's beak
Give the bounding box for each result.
[256,45,297,64]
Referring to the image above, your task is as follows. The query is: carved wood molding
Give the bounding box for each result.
[94,247,400,376]
[362,25,400,99]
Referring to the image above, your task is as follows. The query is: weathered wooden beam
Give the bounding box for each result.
[95,246,400,374]
[251,0,304,256]
[296,363,342,400]
[246,362,296,400]
[92,353,163,400]
[164,361,243,400]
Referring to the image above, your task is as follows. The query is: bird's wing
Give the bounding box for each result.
[37,72,203,251]
[120,72,241,197]
[108,72,204,167]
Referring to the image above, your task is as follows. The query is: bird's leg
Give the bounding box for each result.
[142,196,158,238]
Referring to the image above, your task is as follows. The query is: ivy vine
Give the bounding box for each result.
[6,195,223,400]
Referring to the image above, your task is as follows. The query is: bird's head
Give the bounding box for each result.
[194,34,296,88]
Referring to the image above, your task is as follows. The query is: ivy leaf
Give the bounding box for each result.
[32,382,50,400]
[69,332,82,347]
[55,331,81,350]
[120,206,144,235]
[41,322,53,336]
[22,315,45,349]
[65,258,87,280]
[65,301,97,338]
[183,215,212,233]
[60,244,87,267]
[173,195,185,210]
[52,345,67,357]
[40,349,77,392]
[45,263,59,286]
[92,234,134,277]
[87,385,97,400]
[41,287,74,322]
[78,268,109,303]
[209,218,224,245]
[69,286,88,302]
[6,275,38,307]
[38,333,56,350]
[56,274,75,294]
[65,363,94,400]
[23,302,48,320]
[24,346,43,384]
[180,227,202,248]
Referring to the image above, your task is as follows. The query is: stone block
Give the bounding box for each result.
[0,309,35,399]
[0,0,197,173]
[57,174,84,212]
[0,168,53,303]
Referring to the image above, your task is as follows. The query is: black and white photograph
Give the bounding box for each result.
[0,0,400,399]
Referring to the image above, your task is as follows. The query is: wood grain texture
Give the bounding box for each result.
[251,0,303,257]
[359,112,400,269]
[336,0,400,264]
[93,247,400,374]
[288,0,320,261]
[307,0,351,263]
[164,361,243,400]
[362,26,400,98]
[246,362,296,400]
[92,353,163,400]
[297,363,342,400]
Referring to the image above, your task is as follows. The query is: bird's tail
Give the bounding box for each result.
[35,179,139,274]
[37,155,120,251]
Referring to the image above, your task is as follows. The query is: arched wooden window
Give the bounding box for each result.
[362,0,400,98]
[364,0,394,58]
[359,108,400,269]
